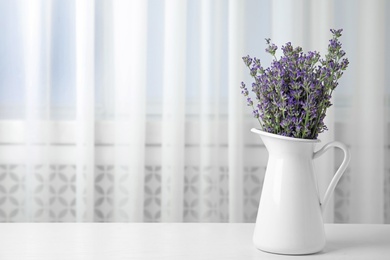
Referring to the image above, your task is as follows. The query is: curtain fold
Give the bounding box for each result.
[227,0,245,223]
[350,0,386,223]
[309,0,335,223]
[199,0,213,221]
[161,0,187,222]
[24,0,46,222]
[0,0,389,223]
[75,0,95,222]
[112,0,147,222]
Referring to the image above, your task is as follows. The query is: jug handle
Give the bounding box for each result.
[313,141,351,211]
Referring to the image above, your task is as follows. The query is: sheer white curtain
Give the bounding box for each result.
[0,0,389,223]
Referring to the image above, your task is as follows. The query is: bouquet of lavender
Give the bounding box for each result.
[241,29,349,139]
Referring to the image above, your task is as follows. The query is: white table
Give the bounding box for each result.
[0,223,388,259]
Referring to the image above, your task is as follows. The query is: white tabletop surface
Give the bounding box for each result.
[0,223,388,259]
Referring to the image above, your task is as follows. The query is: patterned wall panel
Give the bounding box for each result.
[385,169,390,223]
[0,165,26,222]
[144,166,162,222]
[218,166,229,222]
[0,154,389,223]
[198,166,221,222]
[183,166,200,222]
[183,166,230,222]
[46,165,76,222]
[243,166,265,223]
[94,165,115,222]
[32,165,78,222]
[334,168,351,223]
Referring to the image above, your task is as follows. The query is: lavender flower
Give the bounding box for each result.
[240,29,349,139]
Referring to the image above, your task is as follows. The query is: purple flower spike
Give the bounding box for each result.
[240,29,349,139]
[247,97,253,106]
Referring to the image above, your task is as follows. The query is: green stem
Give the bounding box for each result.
[301,110,309,139]
[301,89,310,138]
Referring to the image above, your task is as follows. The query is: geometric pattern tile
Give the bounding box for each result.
[199,166,221,222]
[144,165,162,222]
[183,166,231,222]
[243,166,265,223]
[0,165,26,222]
[115,165,138,222]
[183,166,199,222]
[0,162,387,223]
[218,166,229,222]
[94,165,115,222]
[334,168,351,223]
[32,164,50,222]
[385,169,390,224]
[32,165,77,222]
[47,165,76,222]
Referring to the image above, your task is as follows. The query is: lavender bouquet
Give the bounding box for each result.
[241,29,349,139]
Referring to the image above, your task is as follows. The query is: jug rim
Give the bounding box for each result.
[251,128,321,143]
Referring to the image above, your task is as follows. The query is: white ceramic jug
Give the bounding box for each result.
[251,128,351,255]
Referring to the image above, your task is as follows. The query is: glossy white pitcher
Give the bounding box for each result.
[251,128,351,255]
